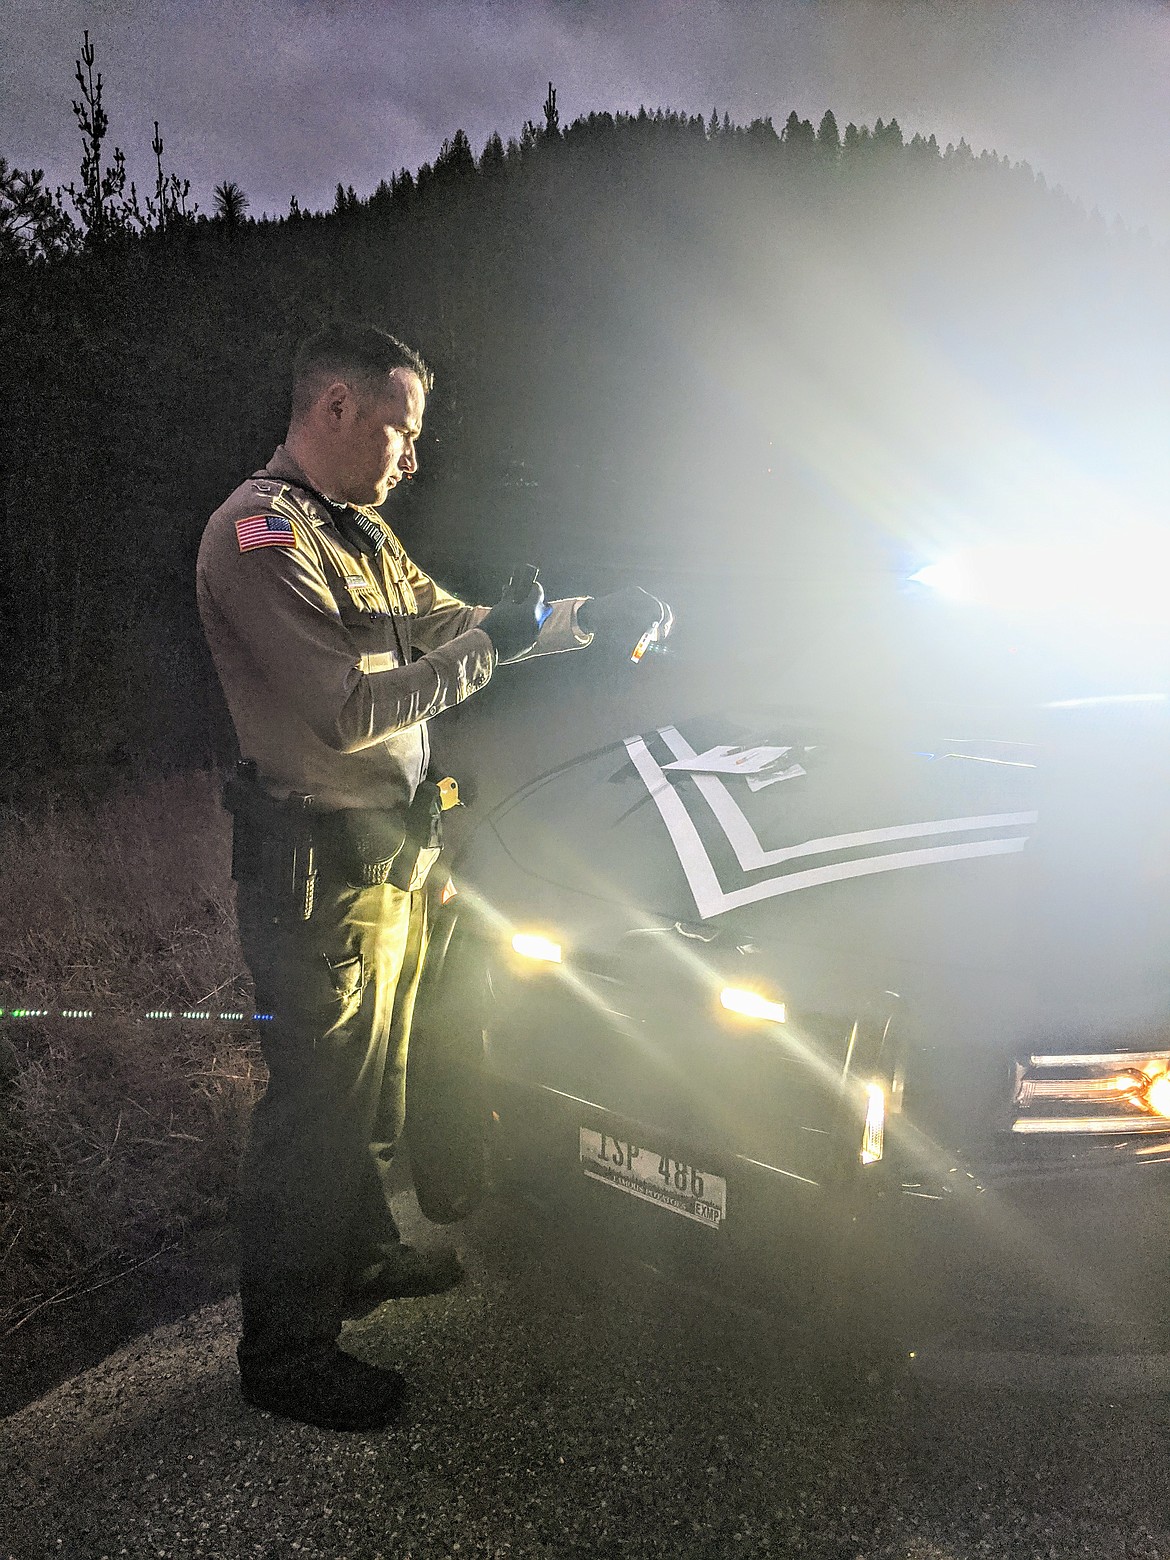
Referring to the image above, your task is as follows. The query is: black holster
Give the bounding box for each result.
[223,763,317,922]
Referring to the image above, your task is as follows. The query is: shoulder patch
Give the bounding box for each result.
[236,514,298,553]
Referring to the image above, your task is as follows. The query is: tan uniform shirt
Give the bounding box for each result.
[197,446,591,811]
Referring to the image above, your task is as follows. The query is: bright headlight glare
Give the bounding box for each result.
[511,932,562,964]
[719,987,787,1025]
[910,560,963,596]
[911,537,1170,624]
[861,1084,886,1165]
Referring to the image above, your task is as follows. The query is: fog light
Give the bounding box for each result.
[861,1084,886,1165]
[511,932,563,964]
[720,987,787,1024]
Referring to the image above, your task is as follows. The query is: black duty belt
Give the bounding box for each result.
[222,762,455,921]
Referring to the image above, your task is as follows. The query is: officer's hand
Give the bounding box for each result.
[578,587,673,654]
[480,584,546,664]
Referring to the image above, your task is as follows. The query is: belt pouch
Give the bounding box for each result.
[331,809,408,888]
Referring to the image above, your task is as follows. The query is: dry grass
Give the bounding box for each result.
[0,771,261,1350]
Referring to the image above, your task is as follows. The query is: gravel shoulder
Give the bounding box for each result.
[4,1189,1170,1560]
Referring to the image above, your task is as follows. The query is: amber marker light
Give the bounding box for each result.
[511,932,563,964]
[1146,1074,1170,1119]
[719,987,787,1025]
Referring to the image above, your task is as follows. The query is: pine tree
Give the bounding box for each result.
[214,180,249,228]
[543,83,560,138]
[64,31,138,242]
[390,167,415,210]
[479,132,506,178]
[434,129,476,183]
[149,123,193,231]
[745,116,779,151]
[0,159,76,260]
[782,111,816,152]
[333,182,359,216]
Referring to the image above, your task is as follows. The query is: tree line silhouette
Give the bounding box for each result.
[1,39,1167,791]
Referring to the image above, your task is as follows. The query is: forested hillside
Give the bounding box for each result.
[2,88,1166,785]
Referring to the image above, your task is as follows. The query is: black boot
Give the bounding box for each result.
[240,1347,406,1431]
[342,1245,464,1318]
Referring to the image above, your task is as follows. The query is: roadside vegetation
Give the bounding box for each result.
[0,772,258,1408]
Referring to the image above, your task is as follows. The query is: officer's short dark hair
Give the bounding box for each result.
[291,321,433,419]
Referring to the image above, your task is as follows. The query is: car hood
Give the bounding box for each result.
[465,708,1170,1034]
[482,714,1033,954]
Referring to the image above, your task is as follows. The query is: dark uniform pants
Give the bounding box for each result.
[235,873,428,1377]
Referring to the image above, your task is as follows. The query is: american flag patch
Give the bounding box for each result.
[236,514,297,552]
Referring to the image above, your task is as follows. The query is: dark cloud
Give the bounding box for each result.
[2,0,1167,233]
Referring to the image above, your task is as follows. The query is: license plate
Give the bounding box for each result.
[579,1128,726,1228]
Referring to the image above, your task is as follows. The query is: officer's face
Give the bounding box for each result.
[342,367,425,506]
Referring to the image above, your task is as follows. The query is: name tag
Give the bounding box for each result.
[360,651,399,674]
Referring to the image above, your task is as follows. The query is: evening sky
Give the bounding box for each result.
[2,0,1167,235]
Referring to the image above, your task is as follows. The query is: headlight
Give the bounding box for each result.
[719,986,787,1025]
[861,1083,886,1165]
[511,932,563,965]
[1012,1050,1170,1133]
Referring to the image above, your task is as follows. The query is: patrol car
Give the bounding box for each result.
[407,634,1170,1359]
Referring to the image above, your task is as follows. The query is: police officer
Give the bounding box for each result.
[197,321,670,1431]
